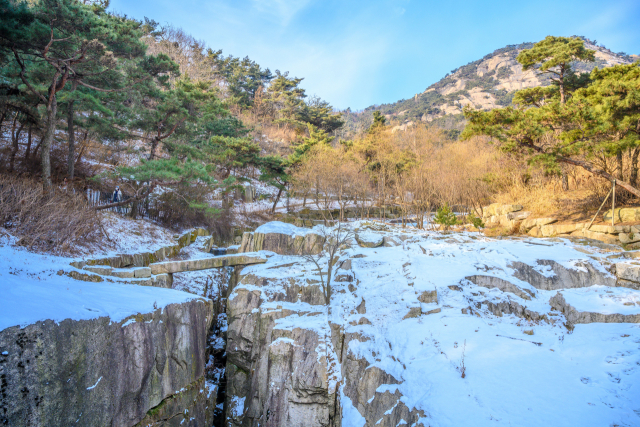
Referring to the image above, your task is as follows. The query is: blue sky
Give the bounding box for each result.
[109,0,640,110]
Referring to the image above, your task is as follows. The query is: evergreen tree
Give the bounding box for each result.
[368,110,386,133]
[1,0,149,189]
[516,36,595,104]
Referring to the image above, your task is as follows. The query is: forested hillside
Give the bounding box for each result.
[343,38,637,137]
[0,0,345,246]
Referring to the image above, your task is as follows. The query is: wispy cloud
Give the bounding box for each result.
[250,0,314,26]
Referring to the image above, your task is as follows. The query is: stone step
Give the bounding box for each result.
[83,265,151,278]
[149,254,267,274]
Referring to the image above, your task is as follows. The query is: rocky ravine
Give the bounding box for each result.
[0,231,221,427]
[2,221,640,426]
[224,221,640,427]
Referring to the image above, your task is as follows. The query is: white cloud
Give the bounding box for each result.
[250,0,314,26]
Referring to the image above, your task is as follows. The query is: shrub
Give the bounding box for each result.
[467,212,485,229]
[0,175,104,253]
[434,204,458,229]
[152,184,234,244]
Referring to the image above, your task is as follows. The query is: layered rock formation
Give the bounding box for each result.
[0,300,214,427]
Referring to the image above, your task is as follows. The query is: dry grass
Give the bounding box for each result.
[0,174,105,254]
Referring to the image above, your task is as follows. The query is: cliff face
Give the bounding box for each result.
[0,299,214,427]
[224,222,640,427]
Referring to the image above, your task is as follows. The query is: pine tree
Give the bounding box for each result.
[1,0,149,189]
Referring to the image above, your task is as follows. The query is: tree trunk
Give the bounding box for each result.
[558,155,640,198]
[24,126,32,165]
[41,96,58,190]
[325,260,333,305]
[561,172,569,191]
[630,147,640,187]
[9,120,25,173]
[617,149,624,181]
[271,186,283,214]
[67,100,75,179]
[75,130,89,167]
[149,137,159,160]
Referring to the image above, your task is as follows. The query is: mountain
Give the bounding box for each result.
[342,37,636,137]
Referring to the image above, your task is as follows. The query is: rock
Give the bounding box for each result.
[510,259,615,290]
[152,273,173,288]
[483,203,523,217]
[239,222,325,255]
[536,217,558,227]
[383,235,402,247]
[618,232,640,244]
[519,218,537,233]
[355,233,384,248]
[358,317,372,325]
[523,330,534,335]
[82,265,112,275]
[604,207,640,222]
[356,299,366,314]
[507,211,531,221]
[528,226,543,237]
[108,266,152,279]
[541,223,583,237]
[224,266,336,427]
[150,254,266,274]
[417,290,438,304]
[521,217,559,234]
[466,275,534,300]
[549,292,640,324]
[614,262,640,289]
[133,377,216,427]
[423,307,442,315]
[0,299,213,427]
[477,299,547,322]
[570,229,620,245]
[403,307,422,319]
[193,235,215,253]
[588,224,629,234]
[66,270,103,282]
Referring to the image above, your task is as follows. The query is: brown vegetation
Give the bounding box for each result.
[292,124,624,227]
[0,175,105,253]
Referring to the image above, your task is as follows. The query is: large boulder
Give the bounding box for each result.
[604,207,640,222]
[0,299,213,427]
[239,222,325,255]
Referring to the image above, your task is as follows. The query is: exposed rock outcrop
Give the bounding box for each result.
[549,292,640,324]
[510,259,615,290]
[465,275,534,300]
[0,299,213,427]
[224,262,337,427]
[239,222,324,255]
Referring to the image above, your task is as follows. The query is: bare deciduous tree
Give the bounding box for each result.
[298,222,354,305]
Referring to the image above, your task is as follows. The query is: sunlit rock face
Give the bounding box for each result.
[224,221,640,427]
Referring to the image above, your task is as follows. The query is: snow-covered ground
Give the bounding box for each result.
[98,211,178,255]
[0,231,203,330]
[234,221,640,426]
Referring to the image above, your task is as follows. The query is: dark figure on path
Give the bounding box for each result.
[112,186,123,213]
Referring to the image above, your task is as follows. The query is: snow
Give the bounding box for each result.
[255,221,314,237]
[74,211,178,256]
[0,233,204,330]
[560,286,640,315]
[231,396,246,417]
[238,221,640,426]
[86,376,102,390]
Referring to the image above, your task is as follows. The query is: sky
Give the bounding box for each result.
[109,0,640,111]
